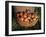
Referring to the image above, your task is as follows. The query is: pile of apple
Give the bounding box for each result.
[16,11,38,27]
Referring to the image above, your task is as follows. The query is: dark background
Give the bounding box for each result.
[12,6,41,31]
